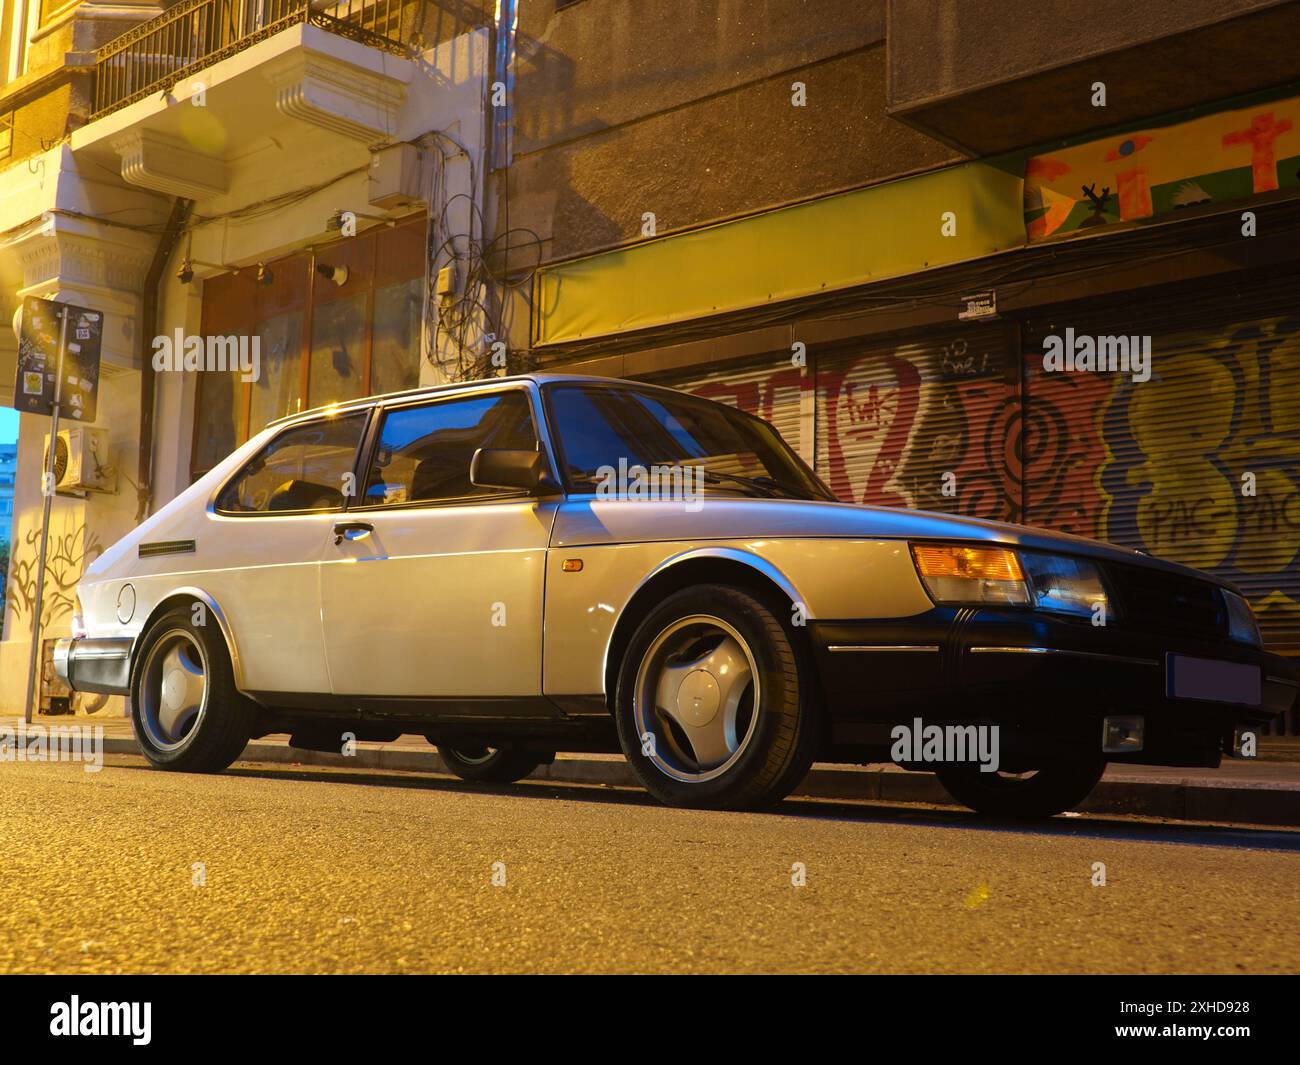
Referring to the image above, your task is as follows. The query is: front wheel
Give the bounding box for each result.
[614,584,818,810]
[437,745,553,783]
[934,758,1106,819]
[131,606,259,772]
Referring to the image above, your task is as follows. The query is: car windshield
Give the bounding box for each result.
[544,382,834,501]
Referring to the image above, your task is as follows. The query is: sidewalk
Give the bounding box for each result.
[20,713,1300,827]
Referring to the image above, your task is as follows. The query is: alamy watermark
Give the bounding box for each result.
[0,719,104,773]
[50,997,150,1045]
[890,717,1000,773]
[1042,327,1151,383]
[152,329,260,383]
[595,457,705,511]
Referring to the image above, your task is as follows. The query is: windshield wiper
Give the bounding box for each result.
[637,460,784,498]
[691,469,776,497]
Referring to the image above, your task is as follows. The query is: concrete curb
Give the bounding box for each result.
[91,736,1300,828]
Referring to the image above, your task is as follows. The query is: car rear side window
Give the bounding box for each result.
[216,412,368,514]
[361,390,537,506]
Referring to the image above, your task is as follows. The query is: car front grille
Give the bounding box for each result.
[1107,561,1227,637]
[1107,561,1227,639]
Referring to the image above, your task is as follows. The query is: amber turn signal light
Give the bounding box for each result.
[910,544,1030,605]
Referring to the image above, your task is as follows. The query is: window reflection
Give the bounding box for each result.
[310,292,367,408]
[371,278,423,396]
[248,311,304,434]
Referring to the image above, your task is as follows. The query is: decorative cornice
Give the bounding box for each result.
[11,224,153,296]
[261,47,407,142]
[110,128,229,200]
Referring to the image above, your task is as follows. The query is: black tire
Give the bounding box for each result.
[614,584,818,810]
[130,605,259,772]
[437,745,552,783]
[934,758,1106,819]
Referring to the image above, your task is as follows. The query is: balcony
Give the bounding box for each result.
[92,0,408,120]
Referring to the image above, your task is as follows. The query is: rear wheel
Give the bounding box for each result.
[614,584,817,810]
[437,745,552,783]
[934,758,1105,819]
[131,606,259,772]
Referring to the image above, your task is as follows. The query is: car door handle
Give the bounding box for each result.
[332,521,374,545]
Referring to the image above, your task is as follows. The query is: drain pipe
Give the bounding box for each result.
[136,197,192,522]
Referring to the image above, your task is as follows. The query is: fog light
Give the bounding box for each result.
[1102,715,1144,753]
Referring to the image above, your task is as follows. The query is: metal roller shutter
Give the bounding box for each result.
[814,324,1020,522]
[1022,275,1300,667]
[645,358,810,461]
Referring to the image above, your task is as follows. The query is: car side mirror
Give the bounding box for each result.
[469,448,560,496]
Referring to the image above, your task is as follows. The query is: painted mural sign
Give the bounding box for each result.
[1025,94,1300,240]
[681,315,1300,652]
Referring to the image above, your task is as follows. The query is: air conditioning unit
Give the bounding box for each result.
[368,142,424,210]
[42,427,115,494]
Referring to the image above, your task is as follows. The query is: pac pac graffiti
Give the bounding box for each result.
[1097,315,1300,646]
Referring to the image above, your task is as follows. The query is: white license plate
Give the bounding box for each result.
[1165,654,1260,705]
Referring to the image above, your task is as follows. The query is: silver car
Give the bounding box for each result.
[56,374,1296,817]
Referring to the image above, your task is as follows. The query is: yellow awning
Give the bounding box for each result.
[534,162,1025,346]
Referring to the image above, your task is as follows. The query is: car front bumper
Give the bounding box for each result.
[53,636,133,696]
[811,607,1297,767]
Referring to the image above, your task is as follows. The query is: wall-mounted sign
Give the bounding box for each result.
[13,296,102,422]
[958,290,998,321]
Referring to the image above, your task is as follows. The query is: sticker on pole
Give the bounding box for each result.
[12,296,102,421]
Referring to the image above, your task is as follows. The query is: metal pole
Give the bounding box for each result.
[23,304,68,725]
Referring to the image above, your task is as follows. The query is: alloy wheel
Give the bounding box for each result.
[632,614,761,783]
[138,628,209,752]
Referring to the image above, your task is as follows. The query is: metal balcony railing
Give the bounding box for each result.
[92,0,407,119]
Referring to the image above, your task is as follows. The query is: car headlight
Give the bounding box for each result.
[911,544,1111,618]
[1020,552,1111,620]
[1223,590,1261,647]
[910,545,1031,606]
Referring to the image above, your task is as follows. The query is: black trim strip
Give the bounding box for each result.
[138,539,196,558]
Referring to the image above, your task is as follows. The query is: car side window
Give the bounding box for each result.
[216,412,368,514]
[362,390,537,506]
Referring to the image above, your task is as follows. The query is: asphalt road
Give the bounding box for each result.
[2,756,1298,974]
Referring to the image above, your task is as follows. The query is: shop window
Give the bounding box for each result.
[310,293,368,408]
[191,216,426,481]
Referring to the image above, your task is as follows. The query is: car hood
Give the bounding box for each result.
[551,495,1234,588]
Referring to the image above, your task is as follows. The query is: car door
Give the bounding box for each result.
[318,385,559,707]
[204,409,371,697]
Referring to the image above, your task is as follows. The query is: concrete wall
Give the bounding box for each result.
[504,0,954,264]
[886,0,1300,152]
[887,0,1288,105]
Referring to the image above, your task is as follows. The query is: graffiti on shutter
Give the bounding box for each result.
[1025,308,1300,655]
[815,326,1020,522]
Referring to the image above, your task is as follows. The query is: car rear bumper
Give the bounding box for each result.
[811,607,1297,767]
[53,637,133,695]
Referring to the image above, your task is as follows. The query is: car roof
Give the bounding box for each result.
[263,372,706,430]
